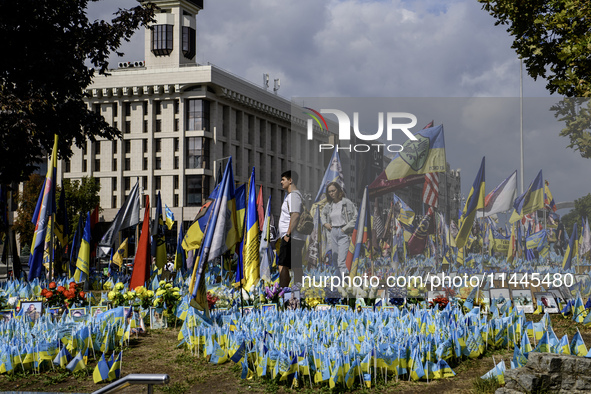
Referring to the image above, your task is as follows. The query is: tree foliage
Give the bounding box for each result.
[13,175,101,249]
[0,0,156,185]
[478,0,591,157]
[561,193,591,232]
[13,174,45,248]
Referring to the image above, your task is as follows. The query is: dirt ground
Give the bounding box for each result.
[0,313,589,394]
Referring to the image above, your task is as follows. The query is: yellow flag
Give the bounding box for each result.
[112,238,128,268]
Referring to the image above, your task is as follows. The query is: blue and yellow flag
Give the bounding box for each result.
[381,124,446,182]
[346,187,369,276]
[174,223,186,272]
[165,204,175,230]
[456,157,485,248]
[510,170,544,223]
[93,353,110,383]
[314,149,345,202]
[243,168,260,291]
[28,135,58,280]
[393,193,415,226]
[544,180,557,212]
[563,222,578,270]
[74,211,91,283]
[112,238,128,268]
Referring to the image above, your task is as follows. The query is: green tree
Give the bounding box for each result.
[478,0,591,157]
[13,174,45,248]
[0,0,156,186]
[62,177,102,233]
[561,193,591,232]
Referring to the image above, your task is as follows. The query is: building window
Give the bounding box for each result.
[174,118,179,132]
[143,120,148,133]
[125,158,130,171]
[95,142,101,155]
[143,157,148,171]
[155,157,161,170]
[186,175,203,206]
[186,99,210,131]
[174,194,179,207]
[93,104,100,114]
[112,178,117,191]
[186,137,209,169]
[155,100,161,115]
[174,138,179,152]
[143,101,148,116]
[112,103,118,117]
[174,156,179,169]
[142,176,148,191]
[112,195,117,209]
[151,24,173,56]
[94,159,100,172]
[82,160,87,172]
[259,120,266,148]
[155,139,161,152]
[124,177,130,191]
[143,139,148,154]
[124,102,131,117]
[182,26,196,59]
[174,99,179,114]
[112,141,117,154]
[124,140,131,154]
[155,176,161,190]
[65,160,70,173]
[174,175,179,189]
[124,120,131,134]
[155,119,161,132]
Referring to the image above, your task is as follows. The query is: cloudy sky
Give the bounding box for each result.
[90,0,590,216]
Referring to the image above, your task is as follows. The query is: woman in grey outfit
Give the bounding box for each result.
[321,182,358,275]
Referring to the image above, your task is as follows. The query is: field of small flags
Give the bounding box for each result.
[3,259,591,392]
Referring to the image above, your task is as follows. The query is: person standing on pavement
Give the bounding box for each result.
[277,171,306,288]
[321,182,357,276]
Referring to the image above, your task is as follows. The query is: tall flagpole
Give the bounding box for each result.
[520,59,525,194]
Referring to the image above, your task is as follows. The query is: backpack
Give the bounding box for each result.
[290,191,314,235]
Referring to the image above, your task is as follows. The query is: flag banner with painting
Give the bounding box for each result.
[369,124,446,196]
[478,170,517,218]
[97,180,140,258]
[28,135,58,280]
[509,170,544,223]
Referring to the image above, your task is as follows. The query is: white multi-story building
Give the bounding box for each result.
[59,0,334,236]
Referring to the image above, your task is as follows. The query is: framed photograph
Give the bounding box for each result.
[534,292,559,313]
[560,284,575,300]
[282,290,300,310]
[335,304,349,312]
[388,286,407,299]
[478,290,491,313]
[0,309,15,322]
[361,306,373,311]
[150,307,167,329]
[549,288,566,305]
[242,306,254,316]
[315,304,331,311]
[69,307,87,322]
[382,306,397,312]
[47,307,61,320]
[21,301,42,321]
[490,288,511,307]
[261,304,277,314]
[511,289,534,313]
[90,306,108,318]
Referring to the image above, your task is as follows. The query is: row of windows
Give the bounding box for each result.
[110,175,207,208]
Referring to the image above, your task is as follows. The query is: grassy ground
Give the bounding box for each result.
[0,313,589,394]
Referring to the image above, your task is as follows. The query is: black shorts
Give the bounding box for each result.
[278,238,304,270]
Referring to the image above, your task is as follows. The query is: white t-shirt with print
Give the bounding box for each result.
[278,191,304,240]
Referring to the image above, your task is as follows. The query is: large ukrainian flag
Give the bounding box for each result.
[509,170,544,223]
[382,124,446,181]
[243,168,260,290]
[455,157,485,249]
[74,211,91,282]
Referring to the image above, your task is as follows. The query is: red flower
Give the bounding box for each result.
[65,290,75,300]
[69,282,77,289]
[79,291,86,299]
[48,282,57,289]
[41,289,47,297]
[57,286,66,293]
[46,291,54,298]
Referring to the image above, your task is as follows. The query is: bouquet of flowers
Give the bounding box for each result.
[41,281,86,308]
[429,296,449,310]
[108,282,127,307]
[133,286,155,309]
[153,280,182,317]
[207,292,218,309]
[264,283,287,304]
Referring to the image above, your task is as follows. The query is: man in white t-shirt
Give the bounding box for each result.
[278,170,305,288]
